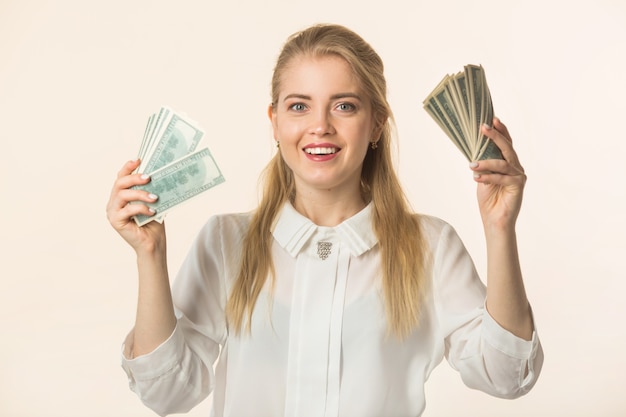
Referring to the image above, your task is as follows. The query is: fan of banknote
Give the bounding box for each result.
[131,106,225,226]
[423,64,503,162]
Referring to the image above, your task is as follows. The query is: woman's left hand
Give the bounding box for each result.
[470,117,526,232]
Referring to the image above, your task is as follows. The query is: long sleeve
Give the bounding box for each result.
[118,208,543,417]
[431,220,543,398]
[120,214,245,416]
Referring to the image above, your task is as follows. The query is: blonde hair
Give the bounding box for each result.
[227,24,429,338]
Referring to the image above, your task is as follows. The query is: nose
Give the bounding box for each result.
[309,109,335,136]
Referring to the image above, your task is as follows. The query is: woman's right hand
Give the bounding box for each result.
[106,159,165,254]
[107,159,176,356]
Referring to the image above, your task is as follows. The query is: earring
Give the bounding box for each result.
[370,141,378,150]
[276,141,280,149]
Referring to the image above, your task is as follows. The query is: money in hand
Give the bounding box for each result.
[132,106,225,226]
[423,65,503,162]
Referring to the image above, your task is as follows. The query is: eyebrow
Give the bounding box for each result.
[282,92,363,102]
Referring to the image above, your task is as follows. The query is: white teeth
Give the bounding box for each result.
[304,147,338,155]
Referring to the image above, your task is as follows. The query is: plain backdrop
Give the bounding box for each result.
[1,0,625,416]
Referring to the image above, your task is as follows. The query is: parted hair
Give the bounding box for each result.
[226,23,429,338]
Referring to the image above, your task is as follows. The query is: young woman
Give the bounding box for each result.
[107,24,543,417]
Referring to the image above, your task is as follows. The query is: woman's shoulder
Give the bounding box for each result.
[197,210,255,239]
[213,210,255,225]
[414,213,463,250]
[416,213,453,235]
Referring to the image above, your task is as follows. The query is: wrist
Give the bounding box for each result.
[483,220,517,242]
[481,211,518,234]
[135,238,167,260]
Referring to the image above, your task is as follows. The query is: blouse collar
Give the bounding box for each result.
[271,202,378,258]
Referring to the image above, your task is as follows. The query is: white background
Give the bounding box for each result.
[1,0,625,416]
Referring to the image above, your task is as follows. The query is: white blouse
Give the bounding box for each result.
[121,203,543,417]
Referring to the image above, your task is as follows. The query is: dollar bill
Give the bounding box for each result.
[449,72,472,140]
[137,108,204,174]
[129,107,225,226]
[138,113,156,160]
[424,65,503,161]
[138,107,170,164]
[423,75,472,160]
[132,147,225,226]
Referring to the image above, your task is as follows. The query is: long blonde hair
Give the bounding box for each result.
[227,24,429,338]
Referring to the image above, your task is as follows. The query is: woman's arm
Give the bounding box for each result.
[106,158,177,356]
[470,118,533,340]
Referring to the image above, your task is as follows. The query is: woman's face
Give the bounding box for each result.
[270,54,375,198]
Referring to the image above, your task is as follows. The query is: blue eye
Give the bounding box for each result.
[337,102,356,112]
[289,103,307,112]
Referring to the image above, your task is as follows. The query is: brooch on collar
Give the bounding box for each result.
[317,241,332,260]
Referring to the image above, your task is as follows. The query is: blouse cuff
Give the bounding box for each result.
[120,318,185,383]
[481,308,538,360]
[482,307,542,389]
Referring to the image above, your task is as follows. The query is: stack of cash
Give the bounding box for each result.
[132,106,225,226]
[423,64,502,162]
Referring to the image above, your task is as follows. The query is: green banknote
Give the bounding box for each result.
[132,147,225,226]
[423,76,472,159]
[137,107,204,174]
[423,64,503,161]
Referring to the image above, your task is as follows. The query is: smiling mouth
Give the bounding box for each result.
[304,147,340,155]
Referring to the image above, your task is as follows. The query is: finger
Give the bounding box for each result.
[106,183,158,222]
[110,159,148,200]
[492,117,512,141]
[472,170,526,187]
[112,172,152,194]
[470,159,523,177]
[117,201,157,221]
[120,188,159,205]
[107,199,157,228]
[107,172,152,216]
[482,123,511,147]
[117,159,141,179]
[481,123,520,166]
[109,188,158,212]
[109,169,151,208]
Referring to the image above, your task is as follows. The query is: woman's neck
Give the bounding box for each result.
[292,189,366,227]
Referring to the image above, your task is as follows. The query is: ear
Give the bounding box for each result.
[268,104,278,140]
[371,120,384,144]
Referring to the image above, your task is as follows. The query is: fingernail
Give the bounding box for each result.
[469,162,479,169]
[148,207,156,213]
[148,193,158,200]
[473,172,481,179]
[483,123,491,130]
[141,174,150,180]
